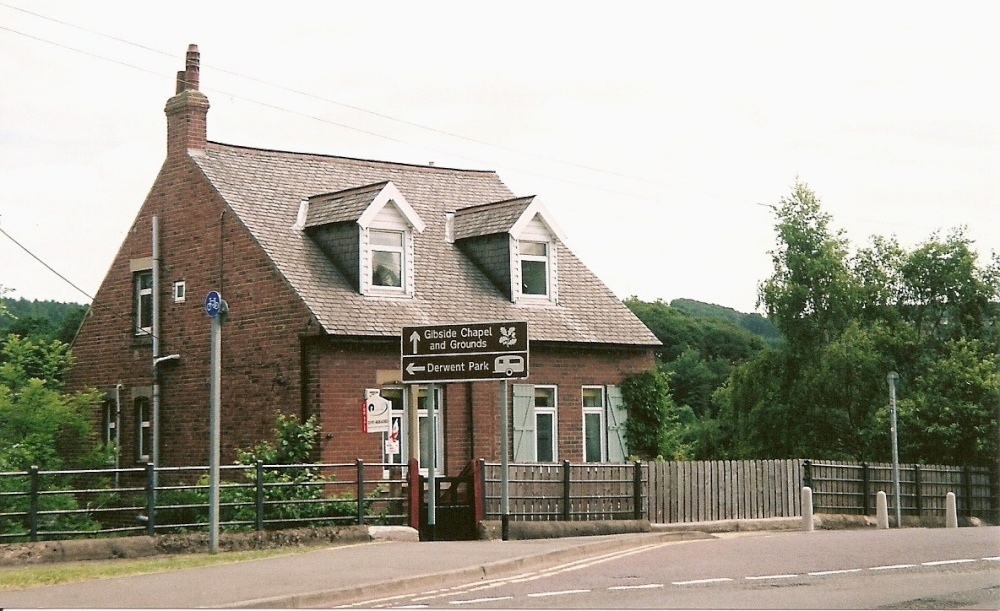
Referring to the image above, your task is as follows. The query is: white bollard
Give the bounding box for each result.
[801,486,814,532]
[945,492,958,528]
[876,490,889,529]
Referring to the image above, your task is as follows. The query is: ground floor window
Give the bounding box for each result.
[135,397,151,463]
[102,396,119,449]
[582,386,606,462]
[534,386,558,462]
[378,385,442,475]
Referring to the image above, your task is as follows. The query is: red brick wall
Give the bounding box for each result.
[67,154,315,467]
[306,341,654,472]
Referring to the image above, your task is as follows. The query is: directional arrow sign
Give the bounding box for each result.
[401,321,528,383]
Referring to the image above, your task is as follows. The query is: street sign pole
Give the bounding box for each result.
[427,383,437,542]
[205,291,226,554]
[500,380,509,541]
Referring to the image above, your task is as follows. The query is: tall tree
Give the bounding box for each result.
[720,182,999,464]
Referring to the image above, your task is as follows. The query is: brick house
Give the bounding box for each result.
[66,45,660,477]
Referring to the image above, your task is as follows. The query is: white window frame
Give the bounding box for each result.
[369,229,406,292]
[519,240,550,298]
[135,397,151,463]
[172,280,186,303]
[102,397,119,448]
[378,385,442,476]
[582,386,606,463]
[134,269,153,336]
[534,385,558,463]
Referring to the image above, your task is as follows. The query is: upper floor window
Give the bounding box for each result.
[134,270,153,336]
[520,241,549,297]
[370,229,405,289]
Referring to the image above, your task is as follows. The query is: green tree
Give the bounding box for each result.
[757,182,857,352]
[720,181,1000,464]
[620,369,689,460]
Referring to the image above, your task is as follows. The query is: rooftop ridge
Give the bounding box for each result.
[455,195,535,215]
[205,141,498,175]
[307,181,389,203]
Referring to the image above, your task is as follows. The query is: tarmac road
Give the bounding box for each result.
[0,530,712,608]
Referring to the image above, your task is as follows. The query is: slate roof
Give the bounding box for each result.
[305,182,388,227]
[453,197,534,240]
[192,142,660,346]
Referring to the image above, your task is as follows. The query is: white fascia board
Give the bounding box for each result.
[356,181,426,234]
[509,199,567,243]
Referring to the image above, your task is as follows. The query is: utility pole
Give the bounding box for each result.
[888,371,901,528]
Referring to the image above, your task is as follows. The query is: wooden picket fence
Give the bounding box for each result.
[647,459,996,523]
[803,460,995,519]
[482,461,643,521]
[482,459,997,524]
[646,459,804,523]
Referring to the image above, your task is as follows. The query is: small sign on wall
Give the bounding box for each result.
[362,394,391,433]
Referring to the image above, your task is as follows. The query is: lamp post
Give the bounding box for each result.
[887,371,901,528]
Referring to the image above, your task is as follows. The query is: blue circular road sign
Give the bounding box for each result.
[205,290,222,318]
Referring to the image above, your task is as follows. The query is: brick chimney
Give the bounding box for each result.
[164,44,209,158]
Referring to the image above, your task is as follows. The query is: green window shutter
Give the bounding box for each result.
[606,384,628,462]
[512,384,535,462]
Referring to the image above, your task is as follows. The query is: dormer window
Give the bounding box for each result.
[301,181,425,298]
[452,196,566,306]
[371,229,404,289]
[520,241,549,296]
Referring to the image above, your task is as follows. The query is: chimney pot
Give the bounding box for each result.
[185,44,200,91]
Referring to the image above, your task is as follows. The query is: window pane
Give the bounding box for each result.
[139,272,153,290]
[521,241,547,256]
[139,293,153,329]
[521,260,547,295]
[585,413,602,462]
[582,387,603,408]
[380,388,404,465]
[371,230,403,247]
[536,413,553,462]
[534,387,555,407]
[372,250,402,287]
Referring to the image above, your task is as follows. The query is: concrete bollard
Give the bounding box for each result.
[801,486,814,532]
[945,492,958,528]
[876,491,889,529]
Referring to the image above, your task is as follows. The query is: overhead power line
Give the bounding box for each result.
[0,1,754,207]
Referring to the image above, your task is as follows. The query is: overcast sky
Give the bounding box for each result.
[1,1,997,314]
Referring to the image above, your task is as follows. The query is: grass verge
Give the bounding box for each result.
[0,547,321,591]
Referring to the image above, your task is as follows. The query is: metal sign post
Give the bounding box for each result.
[206,291,227,554]
[888,371,901,528]
[500,380,510,541]
[427,383,437,541]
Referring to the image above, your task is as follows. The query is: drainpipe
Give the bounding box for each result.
[152,216,161,483]
[114,383,123,488]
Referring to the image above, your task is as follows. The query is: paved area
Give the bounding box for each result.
[0,530,714,608]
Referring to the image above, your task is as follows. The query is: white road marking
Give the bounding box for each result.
[448,597,513,605]
[808,568,863,576]
[923,559,975,566]
[673,577,734,585]
[527,589,591,598]
[344,546,995,608]
[609,583,665,590]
